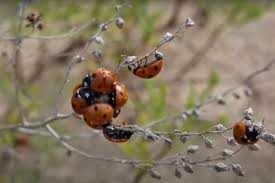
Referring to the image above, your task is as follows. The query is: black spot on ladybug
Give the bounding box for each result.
[103,114,107,118]
[154,66,159,71]
[94,106,98,111]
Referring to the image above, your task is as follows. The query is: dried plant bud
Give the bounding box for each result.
[94,36,104,45]
[187,145,199,154]
[185,17,195,27]
[1,147,15,162]
[243,107,254,120]
[233,92,241,99]
[99,23,108,31]
[149,169,161,179]
[222,149,234,157]
[66,150,72,157]
[204,137,214,148]
[183,163,194,174]
[261,132,275,145]
[217,95,226,105]
[214,123,227,131]
[248,144,261,151]
[74,55,85,63]
[192,108,200,117]
[226,137,237,146]
[92,49,103,60]
[163,32,174,42]
[244,88,253,97]
[115,17,125,29]
[174,167,182,179]
[231,163,245,176]
[179,134,191,144]
[213,162,230,172]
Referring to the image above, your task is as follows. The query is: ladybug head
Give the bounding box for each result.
[77,87,93,105]
[154,51,164,61]
[245,122,263,143]
[82,73,93,87]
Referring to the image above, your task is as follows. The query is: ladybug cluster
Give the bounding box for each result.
[128,51,164,79]
[25,12,44,30]
[71,68,133,143]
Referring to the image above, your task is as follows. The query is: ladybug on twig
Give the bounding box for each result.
[102,122,133,143]
[233,120,263,145]
[129,51,164,79]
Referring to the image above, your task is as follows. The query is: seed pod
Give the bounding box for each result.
[115,16,125,29]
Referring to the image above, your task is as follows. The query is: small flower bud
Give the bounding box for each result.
[163,32,174,42]
[214,123,227,131]
[99,23,108,31]
[183,163,194,174]
[179,134,191,144]
[74,55,85,63]
[213,162,230,172]
[174,167,182,179]
[149,169,161,179]
[248,144,261,151]
[92,49,103,60]
[187,145,199,154]
[231,163,245,176]
[226,137,237,146]
[94,36,104,45]
[204,137,214,148]
[222,149,234,157]
[115,16,125,29]
[185,17,195,27]
[244,88,253,97]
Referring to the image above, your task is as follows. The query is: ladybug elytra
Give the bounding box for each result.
[83,103,114,128]
[90,68,118,92]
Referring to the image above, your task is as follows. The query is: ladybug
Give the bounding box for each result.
[102,123,133,143]
[83,103,114,129]
[71,85,92,114]
[233,120,261,145]
[113,82,128,109]
[90,68,117,93]
[129,51,164,79]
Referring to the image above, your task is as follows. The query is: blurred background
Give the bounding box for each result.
[1,0,275,182]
